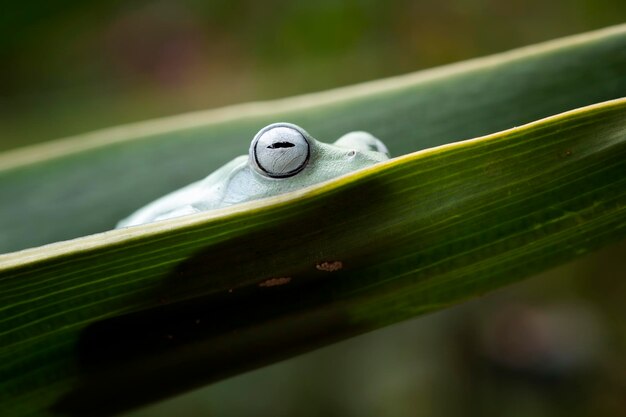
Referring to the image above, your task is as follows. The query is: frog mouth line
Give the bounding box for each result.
[267,142,295,149]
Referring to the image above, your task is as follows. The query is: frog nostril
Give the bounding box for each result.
[267,141,295,149]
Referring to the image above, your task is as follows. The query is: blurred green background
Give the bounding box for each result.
[2,1,625,416]
[2,0,625,150]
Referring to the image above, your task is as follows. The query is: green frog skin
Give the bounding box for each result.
[117,122,389,227]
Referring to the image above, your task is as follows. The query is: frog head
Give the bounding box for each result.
[249,122,388,179]
[197,122,390,209]
[117,123,390,227]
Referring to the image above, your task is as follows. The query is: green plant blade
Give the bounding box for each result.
[1,98,625,416]
[1,25,626,253]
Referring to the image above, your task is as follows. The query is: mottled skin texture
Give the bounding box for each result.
[117,123,389,227]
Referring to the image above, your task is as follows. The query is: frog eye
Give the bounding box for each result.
[250,124,311,178]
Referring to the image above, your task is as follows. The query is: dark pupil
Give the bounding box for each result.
[267,141,295,149]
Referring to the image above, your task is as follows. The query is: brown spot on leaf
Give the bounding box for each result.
[316,261,343,272]
[259,277,292,287]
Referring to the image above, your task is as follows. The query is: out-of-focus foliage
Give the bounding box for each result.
[2,0,626,149]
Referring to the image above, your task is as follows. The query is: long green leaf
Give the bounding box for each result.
[1,98,625,416]
[1,25,626,253]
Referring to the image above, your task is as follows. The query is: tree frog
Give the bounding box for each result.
[117,122,390,227]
